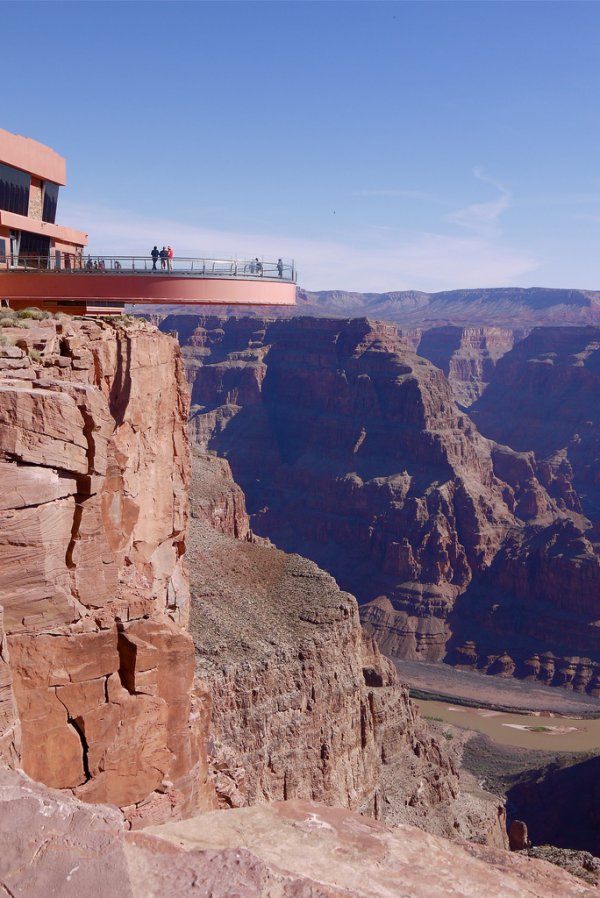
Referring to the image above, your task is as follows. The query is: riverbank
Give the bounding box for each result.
[396,659,600,717]
[407,661,600,866]
[416,698,600,752]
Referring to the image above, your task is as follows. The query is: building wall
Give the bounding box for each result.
[0,129,66,185]
[28,180,43,221]
[0,130,87,270]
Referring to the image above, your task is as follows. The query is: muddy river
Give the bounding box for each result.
[416,698,600,752]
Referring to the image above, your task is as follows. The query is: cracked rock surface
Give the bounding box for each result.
[0,318,211,826]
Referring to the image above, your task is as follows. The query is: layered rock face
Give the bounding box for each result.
[417,326,523,406]
[177,315,518,666]
[3,315,598,896]
[164,314,600,692]
[189,452,250,540]
[470,327,600,517]
[450,328,600,691]
[0,317,210,825]
[188,452,509,845]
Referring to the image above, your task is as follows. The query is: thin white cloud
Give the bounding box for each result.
[60,200,538,293]
[403,233,534,288]
[446,168,511,235]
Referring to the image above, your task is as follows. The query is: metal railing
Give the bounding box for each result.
[0,254,296,282]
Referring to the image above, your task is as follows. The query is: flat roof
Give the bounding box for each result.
[0,129,66,185]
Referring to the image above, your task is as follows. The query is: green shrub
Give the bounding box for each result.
[28,348,42,363]
[16,307,50,320]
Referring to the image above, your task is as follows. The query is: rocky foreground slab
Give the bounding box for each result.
[1,769,595,898]
[137,799,599,898]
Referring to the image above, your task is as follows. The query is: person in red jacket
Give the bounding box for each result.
[167,245,173,271]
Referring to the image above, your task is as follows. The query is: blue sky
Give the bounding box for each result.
[4,0,600,292]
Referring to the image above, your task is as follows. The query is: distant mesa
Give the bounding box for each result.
[294,286,600,328]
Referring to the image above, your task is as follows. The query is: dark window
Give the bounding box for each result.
[0,239,5,262]
[90,301,125,308]
[42,181,59,223]
[0,163,30,216]
[57,300,125,309]
[19,231,51,268]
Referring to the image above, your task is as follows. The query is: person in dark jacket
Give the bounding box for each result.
[151,246,160,270]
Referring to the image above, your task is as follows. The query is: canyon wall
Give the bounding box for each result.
[0,313,500,843]
[188,451,506,845]
[469,327,600,517]
[449,327,600,688]
[416,325,524,406]
[1,314,597,896]
[165,314,600,693]
[0,317,212,826]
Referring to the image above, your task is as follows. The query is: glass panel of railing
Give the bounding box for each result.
[1,256,297,281]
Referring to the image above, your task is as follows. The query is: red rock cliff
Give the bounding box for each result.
[168,316,521,660]
[417,325,524,406]
[0,316,211,825]
[188,452,506,846]
[160,314,600,693]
